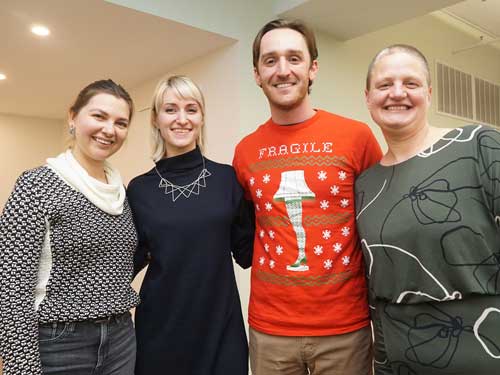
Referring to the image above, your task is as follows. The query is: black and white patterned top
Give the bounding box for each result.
[0,166,140,375]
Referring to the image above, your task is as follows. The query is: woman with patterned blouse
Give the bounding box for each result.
[0,80,139,374]
[355,44,500,374]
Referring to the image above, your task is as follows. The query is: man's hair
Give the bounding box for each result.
[253,19,318,92]
[366,44,431,90]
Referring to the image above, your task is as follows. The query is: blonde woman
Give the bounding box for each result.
[128,75,254,374]
[0,80,139,374]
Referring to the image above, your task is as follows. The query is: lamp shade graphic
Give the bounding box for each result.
[274,170,315,271]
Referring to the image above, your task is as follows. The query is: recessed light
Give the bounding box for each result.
[0,73,6,80]
[31,25,50,37]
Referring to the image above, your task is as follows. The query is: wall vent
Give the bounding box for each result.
[475,77,500,127]
[437,62,474,121]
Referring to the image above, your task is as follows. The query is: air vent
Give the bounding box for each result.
[475,77,500,127]
[437,62,474,121]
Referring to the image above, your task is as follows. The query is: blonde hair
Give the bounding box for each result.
[150,75,206,161]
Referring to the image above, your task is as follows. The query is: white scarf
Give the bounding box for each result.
[46,150,126,215]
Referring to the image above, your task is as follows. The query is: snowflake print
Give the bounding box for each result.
[317,170,327,181]
[341,226,350,237]
[324,259,333,270]
[322,230,332,240]
[333,243,342,253]
[264,243,270,252]
[276,245,283,255]
[269,260,275,269]
[263,174,271,184]
[330,185,340,195]
[255,204,260,211]
[268,230,275,239]
[340,199,349,208]
[256,189,263,198]
[259,230,265,238]
[342,256,350,266]
[320,200,329,210]
[259,256,265,266]
[338,171,347,181]
[265,202,272,211]
[249,177,255,186]
[313,245,323,255]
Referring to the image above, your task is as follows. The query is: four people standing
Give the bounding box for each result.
[1,18,496,375]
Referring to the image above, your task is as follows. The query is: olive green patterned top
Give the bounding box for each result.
[355,125,500,375]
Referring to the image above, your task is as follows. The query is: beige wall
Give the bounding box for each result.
[0,114,64,210]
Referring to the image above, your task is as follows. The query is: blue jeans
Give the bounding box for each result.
[39,311,136,375]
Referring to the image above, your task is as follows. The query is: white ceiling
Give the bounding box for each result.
[444,0,500,37]
[0,0,233,119]
[277,0,464,40]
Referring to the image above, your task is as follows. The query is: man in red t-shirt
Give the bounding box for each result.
[233,19,382,374]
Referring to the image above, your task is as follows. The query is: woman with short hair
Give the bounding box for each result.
[356,44,500,374]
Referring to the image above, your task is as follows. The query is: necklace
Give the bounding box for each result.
[154,154,211,202]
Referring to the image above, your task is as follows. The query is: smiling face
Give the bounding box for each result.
[254,28,318,114]
[155,89,203,158]
[70,93,130,169]
[365,51,432,136]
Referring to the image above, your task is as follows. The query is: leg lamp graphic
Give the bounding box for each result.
[274,170,315,271]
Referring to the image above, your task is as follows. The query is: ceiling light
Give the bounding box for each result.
[0,73,6,80]
[31,25,50,36]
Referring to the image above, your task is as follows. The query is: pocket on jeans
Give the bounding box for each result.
[38,322,72,343]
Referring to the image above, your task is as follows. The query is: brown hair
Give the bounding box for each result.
[69,79,134,120]
[366,44,431,90]
[253,19,318,92]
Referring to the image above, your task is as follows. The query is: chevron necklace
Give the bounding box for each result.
[154,154,211,202]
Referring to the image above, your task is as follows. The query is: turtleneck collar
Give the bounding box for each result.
[155,146,204,174]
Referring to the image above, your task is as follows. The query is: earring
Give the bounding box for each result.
[69,126,75,135]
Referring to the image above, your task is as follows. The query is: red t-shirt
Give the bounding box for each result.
[233,110,382,336]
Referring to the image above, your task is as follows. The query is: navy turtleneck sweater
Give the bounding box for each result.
[127,147,254,375]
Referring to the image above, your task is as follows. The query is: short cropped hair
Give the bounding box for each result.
[366,44,431,90]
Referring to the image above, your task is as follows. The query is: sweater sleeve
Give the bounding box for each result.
[230,171,255,269]
[132,222,151,277]
[126,182,151,277]
[0,170,46,375]
[356,125,383,176]
[232,143,252,201]
[477,127,500,217]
